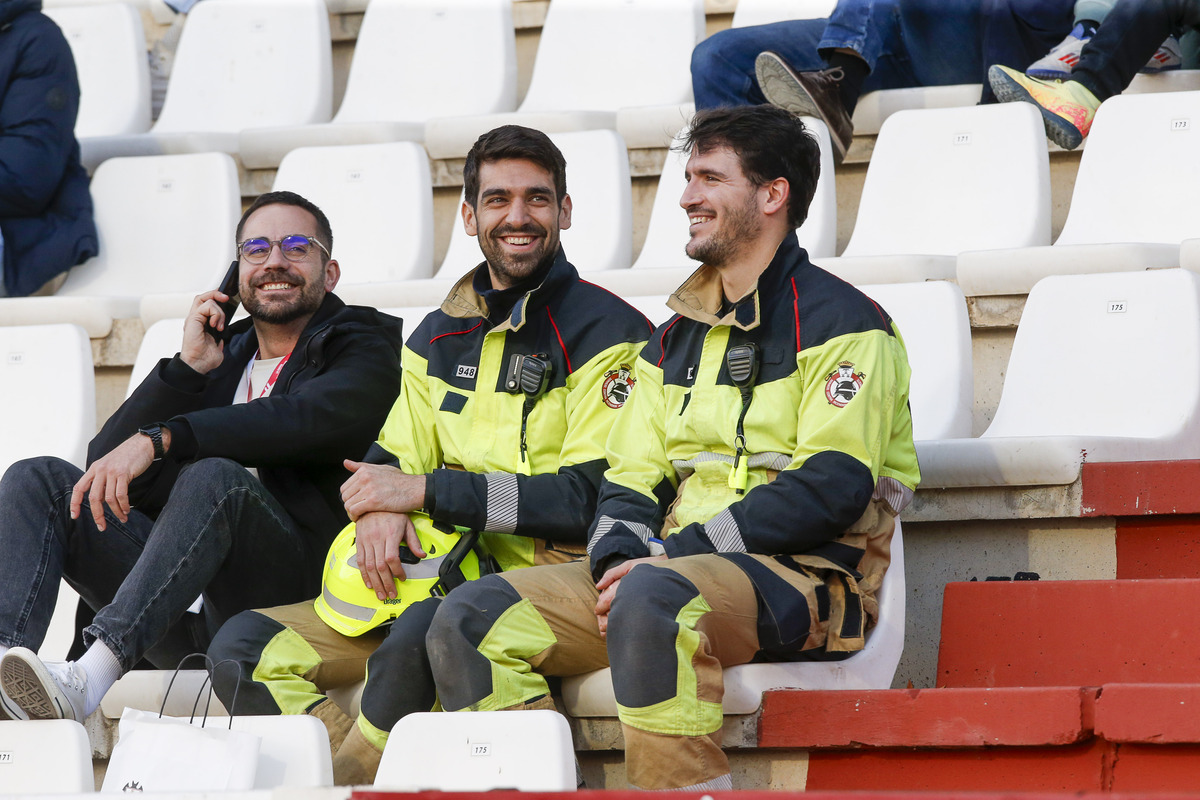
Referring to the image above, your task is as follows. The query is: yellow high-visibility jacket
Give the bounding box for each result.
[588,233,921,655]
[369,250,653,571]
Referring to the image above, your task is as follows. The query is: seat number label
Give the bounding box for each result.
[1107,301,1126,313]
[471,743,491,757]
[0,751,12,765]
[1172,118,1190,131]
[953,133,972,146]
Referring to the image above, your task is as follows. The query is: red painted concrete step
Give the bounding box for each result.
[759,687,1094,748]
[938,579,1200,688]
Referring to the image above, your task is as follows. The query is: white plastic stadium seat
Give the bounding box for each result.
[0,153,241,336]
[44,3,151,138]
[127,318,185,397]
[79,0,332,171]
[859,282,972,442]
[101,670,226,720]
[0,324,94,475]
[563,521,908,716]
[633,119,836,270]
[917,269,1200,488]
[271,142,435,283]
[381,306,441,348]
[0,720,93,794]
[375,710,576,791]
[228,714,333,787]
[239,0,517,169]
[958,91,1200,296]
[424,0,705,159]
[816,102,1050,285]
[436,129,633,276]
[1182,237,1200,272]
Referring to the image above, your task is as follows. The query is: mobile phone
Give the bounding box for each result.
[206,260,241,341]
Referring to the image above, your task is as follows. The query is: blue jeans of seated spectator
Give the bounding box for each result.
[1073,0,1200,101]
[0,456,318,673]
[691,0,1074,109]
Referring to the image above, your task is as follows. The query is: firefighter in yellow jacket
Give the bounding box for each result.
[206,126,652,783]
[426,105,921,791]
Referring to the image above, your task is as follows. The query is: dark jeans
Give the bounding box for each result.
[0,456,319,672]
[691,0,1073,108]
[1074,0,1200,100]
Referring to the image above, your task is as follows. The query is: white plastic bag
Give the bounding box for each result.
[101,706,260,793]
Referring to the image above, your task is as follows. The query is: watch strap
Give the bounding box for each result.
[138,424,166,462]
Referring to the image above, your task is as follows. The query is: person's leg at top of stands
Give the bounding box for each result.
[990,0,1200,149]
[206,125,653,784]
[426,104,921,790]
[693,0,1070,164]
[0,191,403,722]
[1027,0,1181,80]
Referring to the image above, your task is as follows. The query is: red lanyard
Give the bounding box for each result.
[245,350,292,401]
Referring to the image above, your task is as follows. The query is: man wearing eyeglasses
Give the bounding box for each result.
[0,190,403,723]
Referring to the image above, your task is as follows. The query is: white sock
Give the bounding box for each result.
[78,641,122,717]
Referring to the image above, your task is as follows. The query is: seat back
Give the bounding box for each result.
[859,282,973,441]
[633,119,836,269]
[519,0,703,113]
[273,143,435,283]
[731,0,834,27]
[154,0,331,134]
[1057,90,1200,246]
[44,3,151,137]
[334,0,516,124]
[986,269,1200,440]
[58,153,240,299]
[375,709,575,791]
[842,102,1050,257]
[438,129,633,275]
[382,306,442,348]
[128,318,185,398]
[0,720,93,793]
[226,714,333,787]
[0,324,94,475]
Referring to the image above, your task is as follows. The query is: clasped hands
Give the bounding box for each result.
[340,460,428,601]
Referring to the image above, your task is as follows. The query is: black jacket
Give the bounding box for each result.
[0,0,98,296]
[91,294,404,567]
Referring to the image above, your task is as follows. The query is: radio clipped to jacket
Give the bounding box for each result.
[506,353,554,464]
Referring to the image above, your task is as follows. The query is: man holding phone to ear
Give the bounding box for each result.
[0,190,403,723]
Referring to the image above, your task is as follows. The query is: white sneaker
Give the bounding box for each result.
[0,681,28,720]
[0,647,87,722]
[1027,23,1090,81]
[1141,35,1182,73]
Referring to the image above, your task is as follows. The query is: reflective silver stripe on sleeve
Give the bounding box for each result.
[485,472,520,533]
[704,508,746,552]
[874,476,914,515]
[587,514,655,556]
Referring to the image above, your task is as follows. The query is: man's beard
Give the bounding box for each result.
[479,222,558,286]
[241,273,325,325]
[685,193,762,268]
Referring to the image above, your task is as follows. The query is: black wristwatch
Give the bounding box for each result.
[137,423,166,462]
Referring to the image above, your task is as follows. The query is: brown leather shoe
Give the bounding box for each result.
[755,51,854,163]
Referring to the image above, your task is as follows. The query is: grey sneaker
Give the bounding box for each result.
[0,647,88,722]
[755,51,854,162]
[0,679,27,720]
